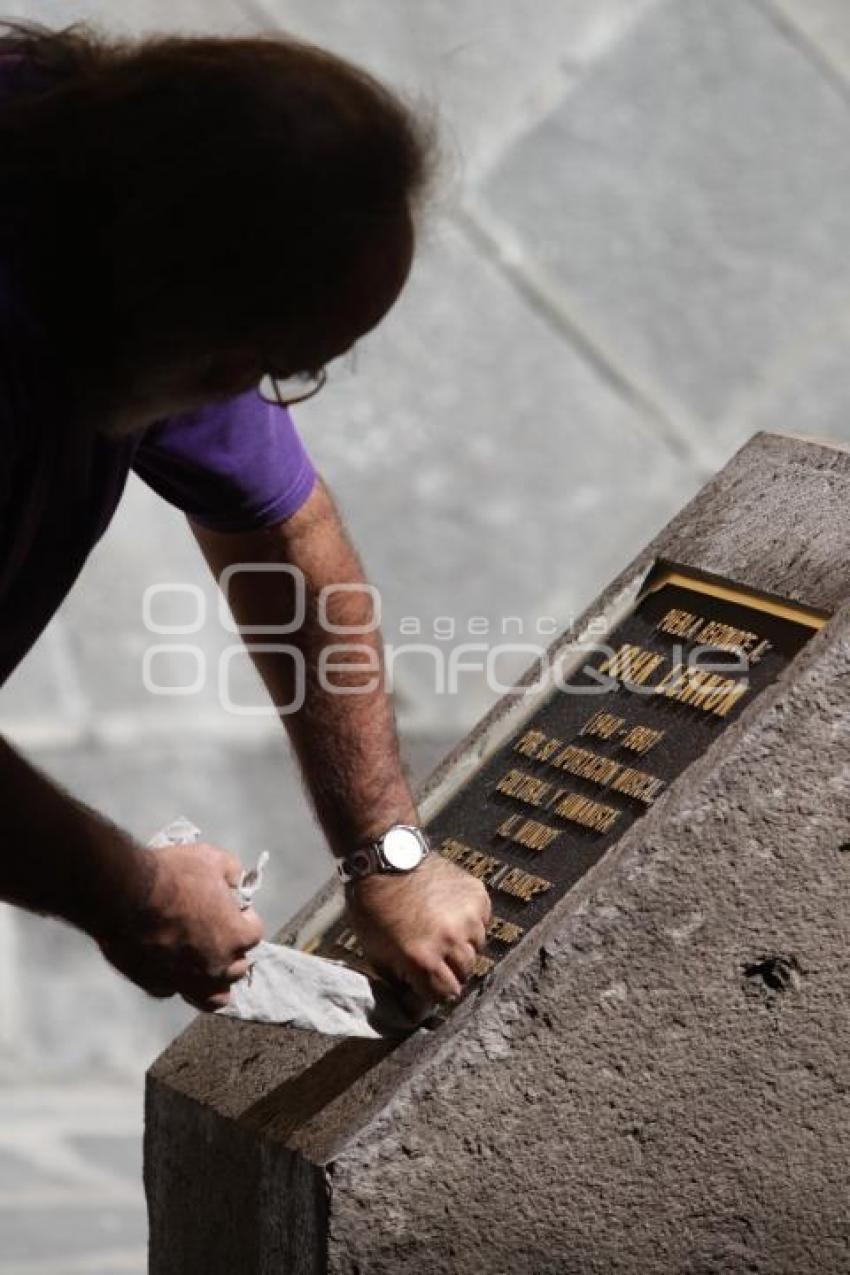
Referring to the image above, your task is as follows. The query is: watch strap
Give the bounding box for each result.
[337,826,430,884]
[337,843,382,885]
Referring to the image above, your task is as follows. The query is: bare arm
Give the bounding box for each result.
[190,476,490,1001]
[0,733,152,934]
[0,734,262,1010]
[191,476,416,851]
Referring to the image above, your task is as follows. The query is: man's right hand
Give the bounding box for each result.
[345,852,491,1003]
[98,841,263,1011]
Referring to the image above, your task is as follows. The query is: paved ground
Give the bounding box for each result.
[2,0,850,1267]
[0,1087,145,1275]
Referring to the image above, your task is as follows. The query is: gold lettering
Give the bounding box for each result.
[657,663,749,717]
[488,917,525,946]
[599,643,665,687]
[538,735,564,762]
[495,867,553,904]
[495,814,521,838]
[514,728,546,759]
[656,608,704,640]
[580,710,625,742]
[707,682,748,717]
[655,663,687,697]
[552,743,621,787]
[465,851,505,883]
[438,838,504,883]
[495,768,551,807]
[472,954,495,978]
[609,766,665,805]
[498,815,560,853]
[749,638,771,664]
[515,729,565,764]
[697,620,759,655]
[549,790,620,834]
[439,837,474,865]
[440,840,553,904]
[657,609,765,660]
[677,668,713,706]
[621,724,664,755]
[684,671,724,709]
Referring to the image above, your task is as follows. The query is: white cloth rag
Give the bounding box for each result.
[146,817,413,1039]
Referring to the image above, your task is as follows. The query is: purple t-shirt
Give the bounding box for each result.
[0,59,316,684]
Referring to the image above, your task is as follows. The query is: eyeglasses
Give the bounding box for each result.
[259,367,327,409]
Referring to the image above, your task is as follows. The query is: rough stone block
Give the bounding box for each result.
[145,433,850,1273]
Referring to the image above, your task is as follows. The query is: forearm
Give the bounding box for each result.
[191,481,492,1004]
[192,479,415,856]
[0,735,152,936]
[280,618,416,854]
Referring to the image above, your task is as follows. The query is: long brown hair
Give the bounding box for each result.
[0,19,434,377]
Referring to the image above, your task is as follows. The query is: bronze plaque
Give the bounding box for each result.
[317,565,826,999]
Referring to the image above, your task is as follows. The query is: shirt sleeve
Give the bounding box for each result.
[130,389,317,532]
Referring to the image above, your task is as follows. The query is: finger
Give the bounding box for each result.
[222,957,251,984]
[234,907,264,951]
[179,962,235,995]
[179,967,234,1006]
[395,955,437,1004]
[468,919,487,952]
[183,987,232,1013]
[220,851,244,888]
[445,942,477,983]
[204,989,232,1011]
[422,959,463,1003]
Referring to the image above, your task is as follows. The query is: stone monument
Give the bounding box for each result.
[146,433,850,1274]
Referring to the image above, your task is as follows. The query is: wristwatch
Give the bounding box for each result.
[338,824,431,884]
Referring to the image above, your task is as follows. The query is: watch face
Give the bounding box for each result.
[382,826,424,870]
